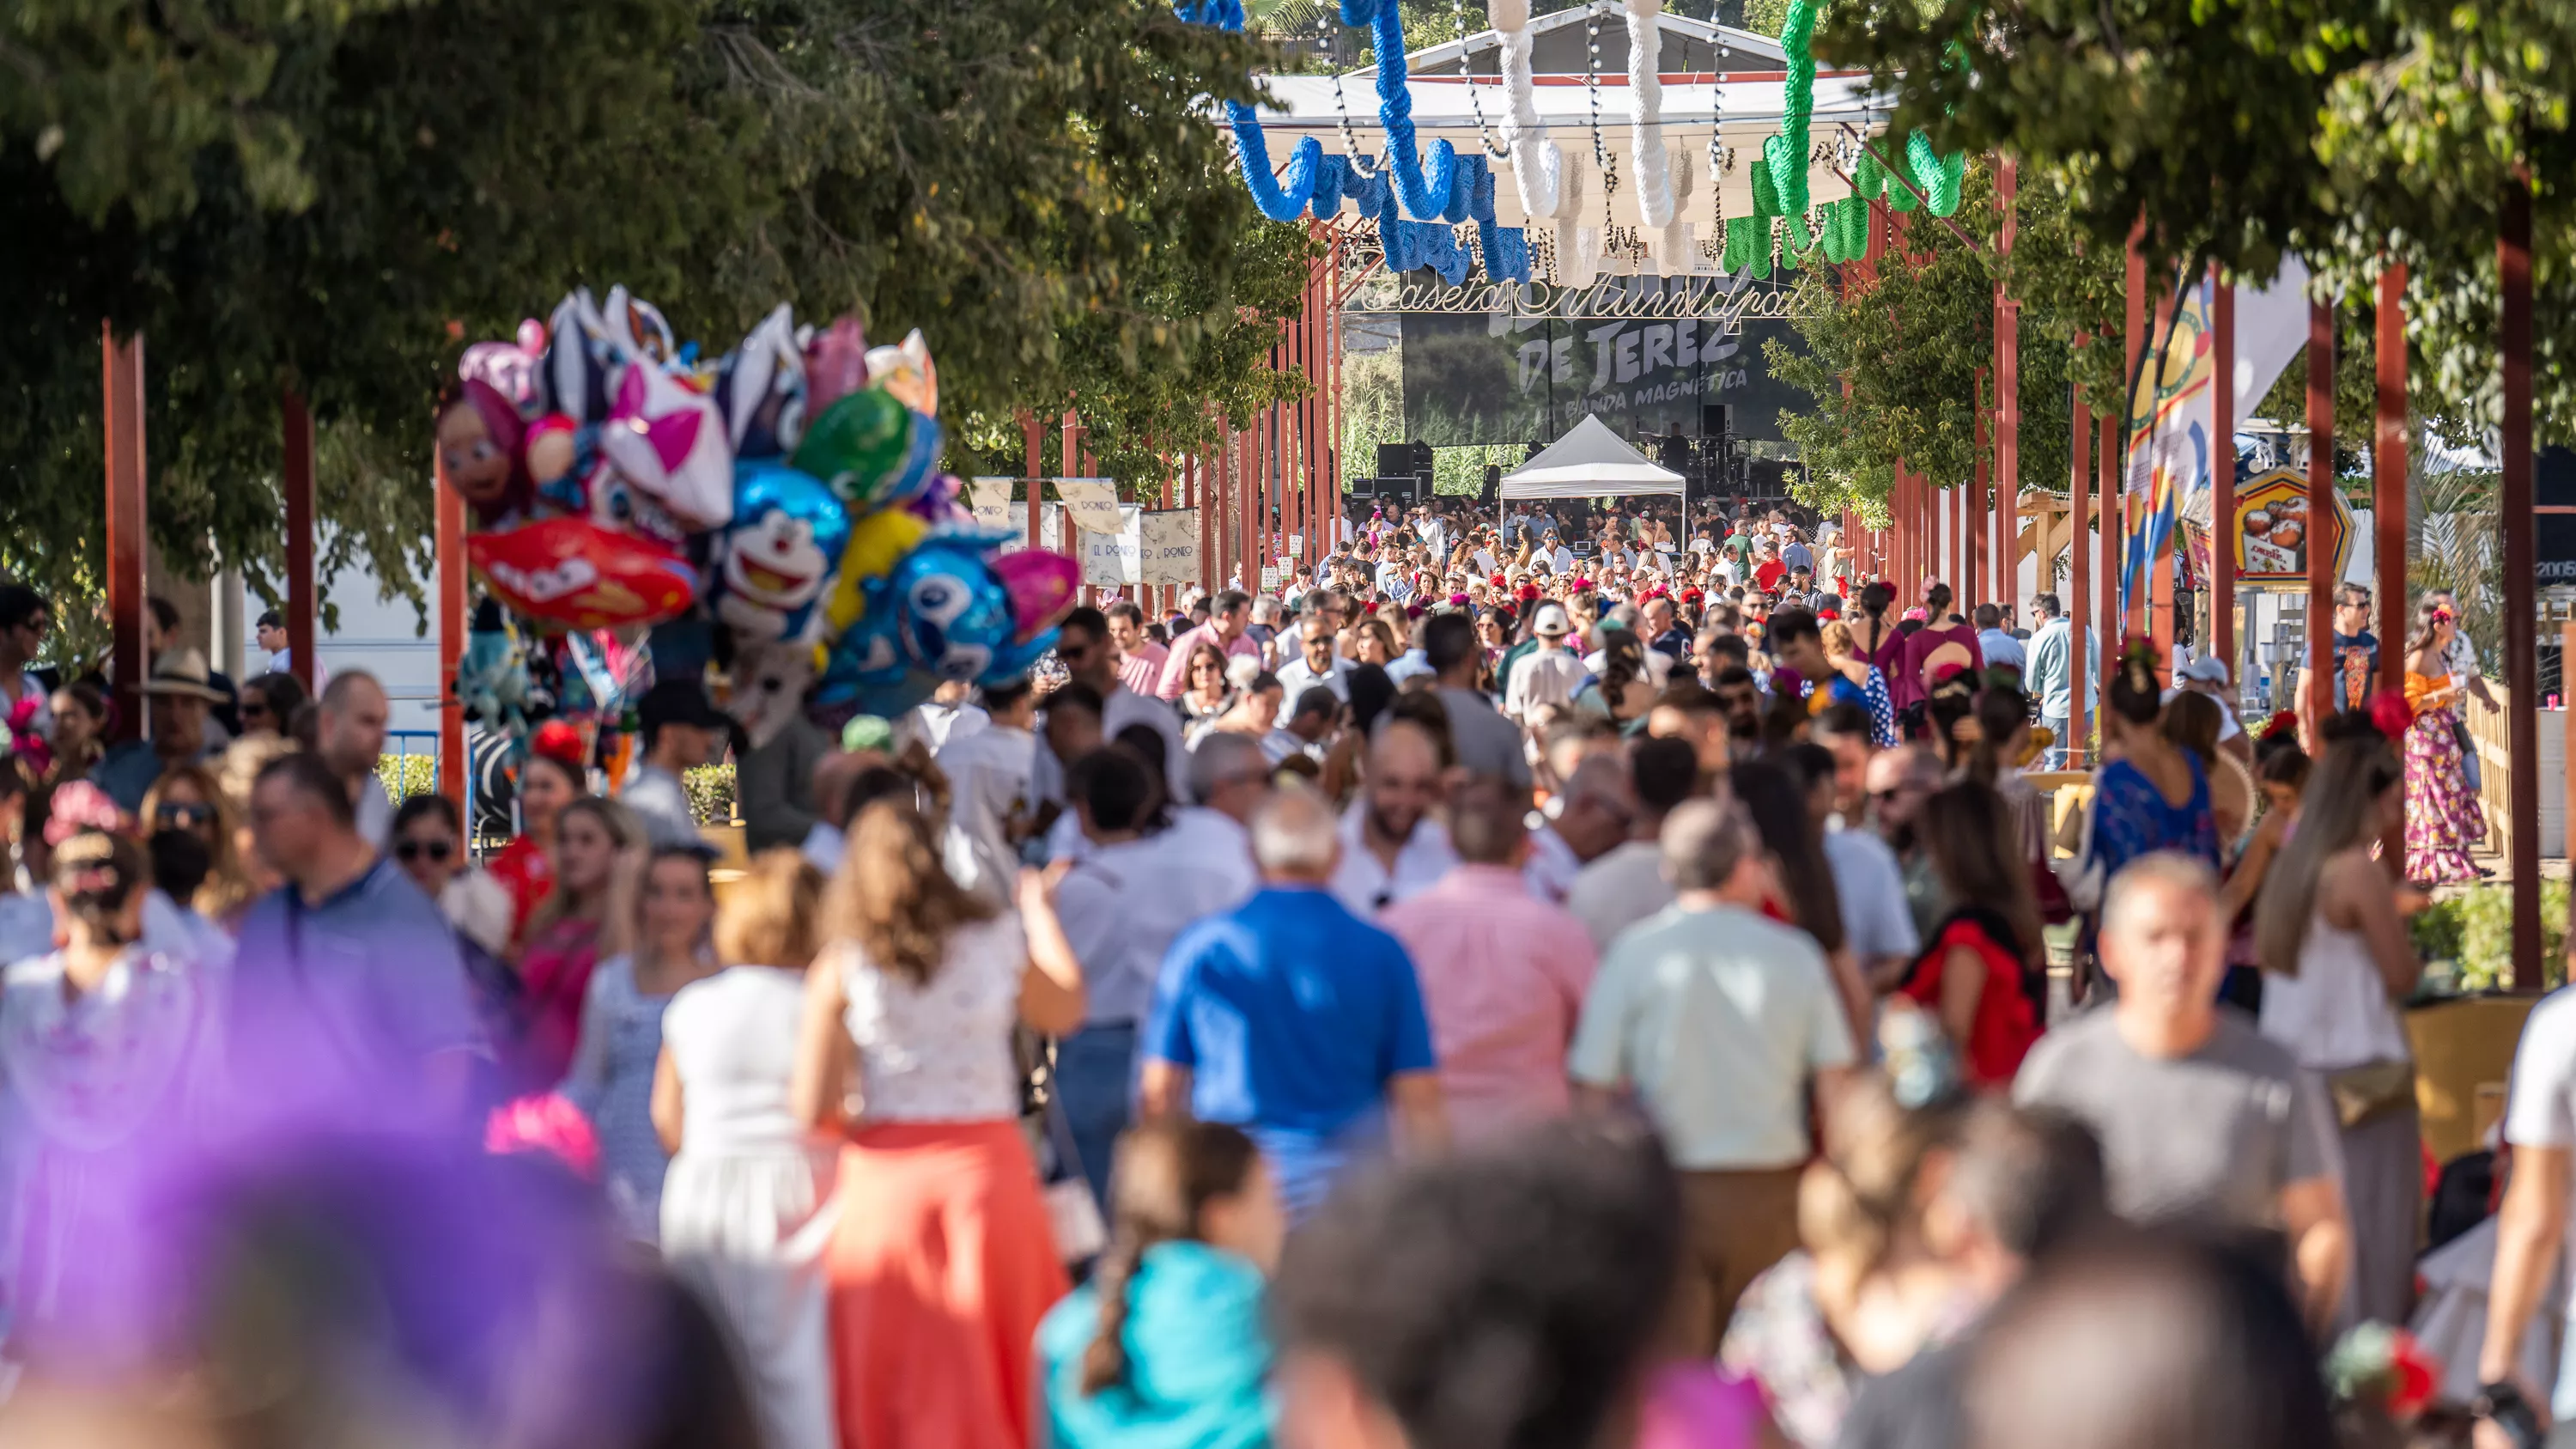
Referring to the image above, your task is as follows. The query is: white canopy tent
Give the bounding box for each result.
[1498,415,1686,499]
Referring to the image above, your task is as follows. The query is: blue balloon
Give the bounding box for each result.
[887,539,1021,685]
[714,463,851,646]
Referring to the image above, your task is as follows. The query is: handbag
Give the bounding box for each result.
[2057,782,2110,913]
[2324,1060,2417,1130]
[1038,1092,1108,1264]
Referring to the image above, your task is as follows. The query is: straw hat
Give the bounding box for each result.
[140,648,227,703]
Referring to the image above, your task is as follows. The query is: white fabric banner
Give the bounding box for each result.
[1058,478,1124,538]
[1081,505,1145,585]
[968,477,1016,533]
[1140,508,1202,585]
[1000,502,1065,556]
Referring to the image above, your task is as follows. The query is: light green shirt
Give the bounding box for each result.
[1569,902,1856,1170]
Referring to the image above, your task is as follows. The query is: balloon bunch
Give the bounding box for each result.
[443,287,1079,747]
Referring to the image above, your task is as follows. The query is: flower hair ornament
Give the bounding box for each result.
[2118,635,2160,697]
[44,779,127,846]
[2324,1323,2438,1423]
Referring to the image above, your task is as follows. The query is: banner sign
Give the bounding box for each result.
[1396,311,1804,447]
[968,477,1016,533]
[1058,478,1124,537]
[1140,508,1201,585]
[1080,505,1145,586]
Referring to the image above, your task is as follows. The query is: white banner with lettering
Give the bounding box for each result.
[1140,508,1202,585]
[967,477,1016,533]
[1080,505,1145,585]
[1000,502,1066,555]
[1057,478,1124,539]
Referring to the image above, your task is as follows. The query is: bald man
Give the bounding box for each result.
[1327,719,1459,916]
[1144,785,1448,1217]
[319,670,396,844]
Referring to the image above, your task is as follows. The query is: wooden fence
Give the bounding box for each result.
[2464,685,2566,861]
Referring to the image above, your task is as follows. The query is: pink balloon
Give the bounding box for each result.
[805,315,872,414]
[991,549,1078,642]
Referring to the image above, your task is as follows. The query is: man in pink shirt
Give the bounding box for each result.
[1155,588,1261,699]
[1381,777,1600,1141]
[1106,599,1168,699]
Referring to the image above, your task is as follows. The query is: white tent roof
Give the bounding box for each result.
[1499,416,1686,499]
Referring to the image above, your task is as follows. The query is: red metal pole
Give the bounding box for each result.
[2069,396,2093,764]
[1020,410,1043,550]
[2213,278,2236,680]
[1996,156,2019,610]
[283,391,317,697]
[2500,180,2539,988]
[2099,412,2120,698]
[434,452,466,813]
[1973,368,1990,606]
[2374,263,2409,695]
[2305,297,2336,735]
[103,326,147,742]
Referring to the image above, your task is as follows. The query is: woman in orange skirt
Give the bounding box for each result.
[792,795,1090,1449]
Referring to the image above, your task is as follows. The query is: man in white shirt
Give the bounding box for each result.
[1566,737,1694,950]
[1329,719,1456,914]
[1276,612,1356,703]
[1270,685,1340,764]
[897,679,990,756]
[1056,606,1188,801]
[934,675,1040,900]
[1504,604,1588,726]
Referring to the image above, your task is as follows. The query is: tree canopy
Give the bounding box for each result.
[0,0,1305,636]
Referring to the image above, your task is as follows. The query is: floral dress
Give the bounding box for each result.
[2403,671,2487,884]
[0,948,216,1362]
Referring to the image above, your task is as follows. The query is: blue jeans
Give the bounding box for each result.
[2040,712,2069,770]
[1054,1023,1138,1210]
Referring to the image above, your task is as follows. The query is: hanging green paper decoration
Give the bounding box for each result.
[1762,0,1818,232]
[1909,131,1966,216]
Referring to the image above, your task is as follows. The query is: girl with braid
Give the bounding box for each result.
[1036,1120,1283,1449]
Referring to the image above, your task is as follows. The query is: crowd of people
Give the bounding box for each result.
[0,496,2539,1449]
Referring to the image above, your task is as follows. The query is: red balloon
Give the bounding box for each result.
[468,518,696,630]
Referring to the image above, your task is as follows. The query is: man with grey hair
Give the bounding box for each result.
[1156,730,1267,910]
[1144,783,1449,1218]
[2014,852,2349,1331]
[1571,797,1857,1351]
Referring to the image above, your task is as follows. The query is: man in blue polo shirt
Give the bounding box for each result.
[1142,785,1449,1217]
[233,752,482,1129]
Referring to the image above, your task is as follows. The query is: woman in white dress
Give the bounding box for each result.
[0,829,219,1368]
[654,849,836,1449]
[567,846,717,1242]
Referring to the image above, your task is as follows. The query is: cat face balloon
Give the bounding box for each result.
[598,362,732,533]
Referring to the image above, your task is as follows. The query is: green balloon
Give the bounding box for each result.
[793,388,915,508]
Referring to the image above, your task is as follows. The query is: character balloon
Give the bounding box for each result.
[714,463,850,646]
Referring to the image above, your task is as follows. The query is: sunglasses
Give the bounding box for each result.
[240,701,270,720]
[395,838,456,863]
[156,802,216,828]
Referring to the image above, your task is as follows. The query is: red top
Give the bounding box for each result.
[1894,619,1985,714]
[487,834,554,945]
[1900,916,2041,1087]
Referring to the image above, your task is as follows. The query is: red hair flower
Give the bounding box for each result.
[2367,689,2415,741]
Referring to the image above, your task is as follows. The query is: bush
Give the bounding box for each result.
[683,764,737,825]
[376,752,437,806]
[2447,880,2570,993]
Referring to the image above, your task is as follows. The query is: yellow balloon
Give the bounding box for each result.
[824,509,931,632]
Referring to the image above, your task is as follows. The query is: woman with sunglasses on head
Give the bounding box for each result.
[142,764,257,930]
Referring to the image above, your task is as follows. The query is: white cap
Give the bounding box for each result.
[1532,603,1574,637]
[2178,654,2232,687]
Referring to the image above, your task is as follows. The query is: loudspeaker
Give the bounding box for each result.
[1376,444,1414,481]
[1480,464,1502,503]
[1702,404,1734,438]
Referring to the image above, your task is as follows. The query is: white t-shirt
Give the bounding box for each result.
[2503,985,2576,1417]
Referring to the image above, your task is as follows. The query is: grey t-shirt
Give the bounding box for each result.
[2014,1008,2343,1231]
[1436,686,1534,790]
